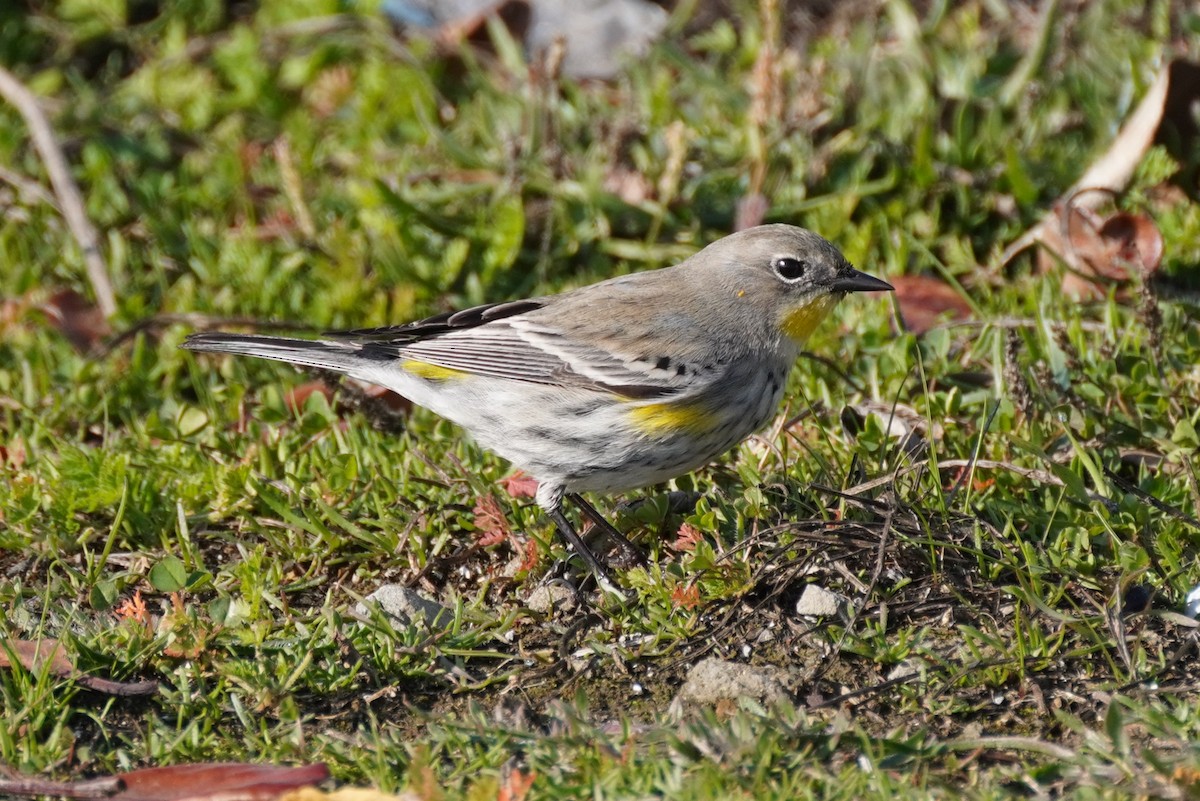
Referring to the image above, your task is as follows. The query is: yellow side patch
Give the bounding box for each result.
[779,295,839,344]
[628,401,719,435]
[402,359,469,381]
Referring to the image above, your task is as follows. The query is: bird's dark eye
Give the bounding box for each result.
[772,256,808,282]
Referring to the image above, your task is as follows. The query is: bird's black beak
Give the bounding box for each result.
[830,268,893,293]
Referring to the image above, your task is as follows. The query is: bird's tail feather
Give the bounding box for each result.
[182,333,367,376]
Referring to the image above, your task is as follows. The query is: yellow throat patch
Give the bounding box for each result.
[779,294,839,345]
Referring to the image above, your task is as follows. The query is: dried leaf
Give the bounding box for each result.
[0,638,74,678]
[499,471,539,499]
[671,523,704,553]
[0,763,334,801]
[1038,202,1115,279]
[0,434,27,469]
[0,637,157,696]
[1004,59,1200,265]
[1172,765,1200,788]
[115,763,330,801]
[114,590,151,628]
[1046,205,1165,299]
[285,381,335,414]
[1098,212,1164,274]
[517,538,539,574]
[889,275,971,335]
[670,584,701,610]
[40,289,111,352]
[497,769,535,801]
[473,495,510,547]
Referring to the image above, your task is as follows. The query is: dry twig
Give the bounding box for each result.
[0,66,116,317]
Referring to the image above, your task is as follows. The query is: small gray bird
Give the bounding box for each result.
[183,224,892,596]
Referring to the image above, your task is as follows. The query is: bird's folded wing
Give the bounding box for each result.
[323,290,702,399]
[344,322,688,400]
[325,299,546,342]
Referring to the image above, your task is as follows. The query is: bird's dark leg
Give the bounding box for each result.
[566,493,648,568]
[545,505,628,600]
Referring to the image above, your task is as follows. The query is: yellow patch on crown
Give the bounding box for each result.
[402,359,469,381]
[779,294,840,344]
[628,401,719,436]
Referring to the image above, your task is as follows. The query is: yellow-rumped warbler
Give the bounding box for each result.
[183,224,891,595]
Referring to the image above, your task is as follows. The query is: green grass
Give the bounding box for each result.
[3,0,1200,798]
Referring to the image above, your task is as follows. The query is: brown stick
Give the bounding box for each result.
[0,66,116,318]
[0,775,122,799]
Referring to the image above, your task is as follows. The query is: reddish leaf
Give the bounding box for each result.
[1098,212,1164,275]
[0,434,26,469]
[1172,765,1200,789]
[499,471,539,499]
[670,584,701,610]
[498,768,535,801]
[284,381,334,414]
[517,538,539,573]
[114,590,151,629]
[473,495,510,547]
[40,289,111,352]
[115,763,330,801]
[671,523,704,553]
[890,275,971,335]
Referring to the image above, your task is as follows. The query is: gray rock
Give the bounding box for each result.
[525,582,578,614]
[383,0,668,79]
[1185,581,1200,618]
[793,584,847,617]
[528,0,668,79]
[354,584,450,628]
[886,657,927,683]
[670,657,790,716]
